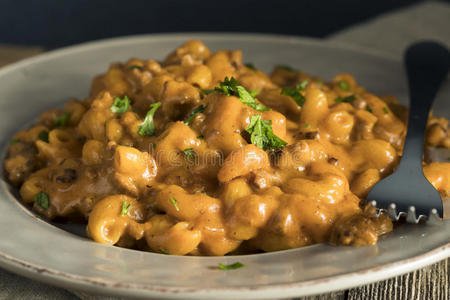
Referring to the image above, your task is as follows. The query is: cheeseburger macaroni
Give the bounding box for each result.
[4,40,450,255]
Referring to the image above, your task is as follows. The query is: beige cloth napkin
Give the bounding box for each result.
[0,1,449,299]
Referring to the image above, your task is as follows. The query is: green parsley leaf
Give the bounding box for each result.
[184,105,205,125]
[38,130,49,143]
[183,148,195,160]
[236,86,270,112]
[159,248,169,255]
[54,112,71,128]
[249,90,259,97]
[281,87,306,107]
[121,201,131,216]
[110,96,131,114]
[10,138,21,145]
[296,80,309,91]
[106,204,111,208]
[138,102,161,136]
[169,197,180,211]
[245,63,256,70]
[316,81,324,86]
[335,95,357,103]
[128,65,143,70]
[246,115,287,151]
[304,123,311,128]
[213,77,269,112]
[338,80,350,91]
[34,192,49,209]
[276,65,296,72]
[197,135,204,140]
[218,262,244,270]
[214,77,240,96]
[383,107,389,114]
[366,105,373,113]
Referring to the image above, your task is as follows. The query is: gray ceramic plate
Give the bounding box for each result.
[0,33,449,299]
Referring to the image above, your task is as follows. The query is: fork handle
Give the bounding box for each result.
[401,42,450,168]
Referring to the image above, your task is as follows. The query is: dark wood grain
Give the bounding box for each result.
[347,259,448,300]
[294,259,449,300]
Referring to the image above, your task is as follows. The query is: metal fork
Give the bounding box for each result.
[367,41,450,224]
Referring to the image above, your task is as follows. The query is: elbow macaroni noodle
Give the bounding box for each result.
[4,40,450,255]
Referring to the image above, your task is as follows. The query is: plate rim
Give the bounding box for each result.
[0,239,448,299]
[0,32,448,299]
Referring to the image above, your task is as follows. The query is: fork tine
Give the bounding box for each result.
[427,208,442,225]
[369,200,381,217]
[387,203,398,221]
[406,206,418,224]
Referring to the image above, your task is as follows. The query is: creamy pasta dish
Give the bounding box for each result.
[4,40,450,256]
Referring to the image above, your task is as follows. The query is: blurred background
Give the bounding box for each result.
[1,0,446,49]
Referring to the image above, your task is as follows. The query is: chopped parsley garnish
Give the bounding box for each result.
[366,105,373,113]
[281,85,307,107]
[316,81,324,86]
[304,123,311,128]
[249,90,259,97]
[184,105,205,125]
[276,65,296,72]
[10,138,21,145]
[169,197,180,211]
[110,96,131,114]
[106,204,111,208]
[54,112,71,128]
[128,65,143,70]
[383,107,389,114]
[214,76,240,95]
[246,114,287,150]
[245,63,256,70]
[297,80,309,90]
[138,102,161,136]
[214,77,269,112]
[338,80,350,91]
[197,135,204,140]
[237,86,267,111]
[159,248,169,254]
[121,201,131,216]
[183,148,195,160]
[335,95,357,103]
[38,130,49,143]
[34,192,49,209]
[218,262,244,270]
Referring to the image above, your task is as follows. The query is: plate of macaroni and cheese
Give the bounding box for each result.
[0,33,449,299]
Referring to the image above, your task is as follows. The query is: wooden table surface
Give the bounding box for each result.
[0,45,448,300]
